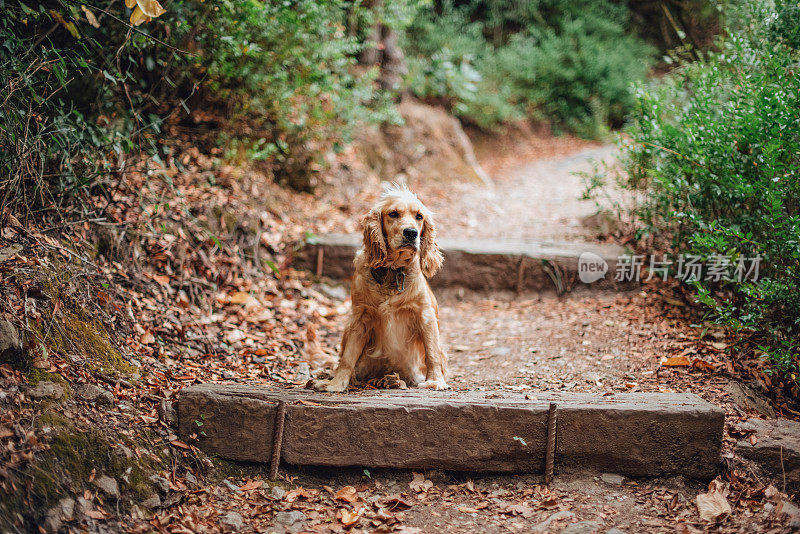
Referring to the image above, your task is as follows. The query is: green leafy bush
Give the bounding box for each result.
[403,0,655,135]
[161,0,401,189]
[610,0,800,386]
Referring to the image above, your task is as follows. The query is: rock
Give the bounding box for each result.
[178,385,725,478]
[43,497,75,533]
[42,514,61,534]
[75,383,114,406]
[93,475,120,498]
[273,511,307,533]
[149,475,170,495]
[490,347,511,357]
[533,511,574,533]
[295,362,311,383]
[220,511,244,532]
[270,486,286,500]
[736,418,800,492]
[581,209,619,236]
[561,520,603,534]
[295,234,628,293]
[0,320,24,366]
[725,382,776,417]
[316,283,348,301]
[115,445,134,460]
[600,473,624,485]
[776,500,800,529]
[184,471,198,486]
[142,494,161,509]
[158,400,177,427]
[28,381,64,400]
[223,479,241,492]
[605,529,625,534]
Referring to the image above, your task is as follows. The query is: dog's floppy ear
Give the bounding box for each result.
[362,206,387,268]
[420,213,443,278]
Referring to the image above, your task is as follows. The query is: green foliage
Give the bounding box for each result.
[161,0,400,189]
[403,0,655,135]
[610,0,800,383]
[0,4,137,219]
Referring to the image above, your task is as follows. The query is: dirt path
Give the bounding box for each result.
[429,145,617,242]
[271,142,781,533]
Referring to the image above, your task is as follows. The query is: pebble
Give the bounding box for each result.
[600,473,624,485]
[149,475,170,495]
[28,381,64,400]
[220,511,244,532]
[93,475,120,498]
[75,383,114,406]
[561,520,603,534]
[270,486,286,500]
[142,495,161,509]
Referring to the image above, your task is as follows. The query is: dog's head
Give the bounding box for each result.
[362,184,443,277]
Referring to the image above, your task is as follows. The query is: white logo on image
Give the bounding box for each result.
[578,252,608,283]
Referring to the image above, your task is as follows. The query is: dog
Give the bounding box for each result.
[312,184,449,392]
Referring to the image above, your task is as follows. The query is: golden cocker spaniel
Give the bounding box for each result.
[312,184,449,392]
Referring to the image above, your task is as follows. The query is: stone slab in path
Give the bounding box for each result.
[178,384,724,479]
[295,234,630,292]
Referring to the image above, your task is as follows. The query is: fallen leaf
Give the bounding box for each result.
[409,472,433,493]
[691,358,715,371]
[335,485,358,503]
[239,480,263,492]
[85,510,106,519]
[337,508,360,527]
[696,478,731,521]
[229,291,252,305]
[458,506,479,513]
[169,439,191,449]
[661,356,691,367]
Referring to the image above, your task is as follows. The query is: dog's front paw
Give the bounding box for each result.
[311,379,348,392]
[419,379,450,390]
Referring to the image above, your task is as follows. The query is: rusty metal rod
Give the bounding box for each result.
[545,402,557,484]
[269,401,287,480]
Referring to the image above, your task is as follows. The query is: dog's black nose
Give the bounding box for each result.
[403,228,418,240]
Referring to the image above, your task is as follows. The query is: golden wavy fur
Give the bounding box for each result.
[312,184,448,391]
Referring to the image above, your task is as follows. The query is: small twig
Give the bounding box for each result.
[781,445,786,493]
[545,402,557,484]
[270,401,287,480]
[315,248,324,277]
[516,256,526,294]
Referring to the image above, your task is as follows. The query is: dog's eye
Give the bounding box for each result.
[415,213,423,220]
[388,211,399,219]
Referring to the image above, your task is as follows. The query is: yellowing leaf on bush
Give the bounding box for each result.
[661,356,691,367]
[49,10,80,39]
[81,6,100,28]
[136,0,165,17]
[129,0,166,26]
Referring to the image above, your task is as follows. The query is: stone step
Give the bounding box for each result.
[178,384,724,479]
[294,234,631,292]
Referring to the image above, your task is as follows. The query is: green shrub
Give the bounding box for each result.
[403,0,655,135]
[609,0,800,385]
[160,0,402,190]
